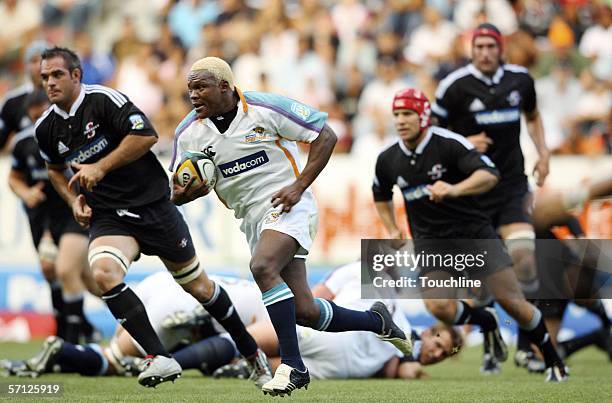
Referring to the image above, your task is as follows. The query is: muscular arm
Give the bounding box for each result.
[271,124,337,212]
[375,201,403,239]
[452,169,498,197]
[70,134,157,191]
[428,169,498,203]
[295,124,337,191]
[525,109,550,186]
[47,164,77,205]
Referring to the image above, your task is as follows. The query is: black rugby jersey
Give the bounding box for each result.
[35,84,169,209]
[0,82,35,148]
[11,126,65,212]
[432,63,536,187]
[372,126,499,238]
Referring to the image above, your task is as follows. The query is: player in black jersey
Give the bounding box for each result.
[373,88,567,381]
[35,47,269,388]
[432,23,550,366]
[0,41,48,150]
[9,90,99,344]
[432,23,548,292]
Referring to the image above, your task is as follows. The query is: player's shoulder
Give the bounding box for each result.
[429,126,474,150]
[82,84,129,108]
[243,90,326,126]
[0,82,33,110]
[435,65,472,99]
[33,105,55,134]
[174,109,198,137]
[10,126,36,151]
[502,63,531,77]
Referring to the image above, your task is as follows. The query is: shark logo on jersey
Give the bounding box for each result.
[469,98,486,112]
[218,150,269,178]
[507,90,521,106]
[290,102,311,121]
[84,121,99,139]
[427,164,447,180]
[57,141,69,154]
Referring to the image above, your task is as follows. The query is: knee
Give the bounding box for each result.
[425,299,456,323]
[295,300,320,327]
[180,275,214,302]
[250,256,281,287]
[91,261,124,293]
[40,260,56,282]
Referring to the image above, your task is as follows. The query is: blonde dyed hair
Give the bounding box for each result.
[190,57,235,90]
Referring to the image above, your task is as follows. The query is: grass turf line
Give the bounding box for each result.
[0,342,611,402]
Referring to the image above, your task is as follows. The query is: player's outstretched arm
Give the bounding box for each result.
[271,124,337,212]
[69,134,157,192]
[525,108,550,187]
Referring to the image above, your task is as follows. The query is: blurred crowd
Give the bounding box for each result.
[0,0,610,156]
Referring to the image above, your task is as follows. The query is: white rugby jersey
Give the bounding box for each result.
[169,89,327,223]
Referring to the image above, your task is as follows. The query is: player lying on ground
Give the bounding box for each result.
[373,87,567,381]
[170,57,412,396]
[36,47,268,388]
[214,261,462,381]
[1,272,269,382]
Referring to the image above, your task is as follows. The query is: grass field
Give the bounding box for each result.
[0,341,611,402]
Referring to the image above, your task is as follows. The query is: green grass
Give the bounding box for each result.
[0,341,611,402]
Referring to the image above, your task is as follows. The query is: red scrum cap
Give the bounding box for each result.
[392,88,431,129]
[472,23,504,52]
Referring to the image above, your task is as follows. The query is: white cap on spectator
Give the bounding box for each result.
[190,57,235,90]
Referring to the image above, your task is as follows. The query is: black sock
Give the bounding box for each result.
[453,301,497,331]
[558,329,604,358]
[586,300,611,328]
[522,308,563,368]
[202,282,257,358]
[102,283,169,357]
[48,281,65,338]
[314,299,382,332]
[62,293,85,344]
[173,336,235,374]
[517,328,531,352]
[55,342,106,376]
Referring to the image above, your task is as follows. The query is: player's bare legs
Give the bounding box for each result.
[252,229,410,395]
[89,235,178,386]
[162,257,261,365]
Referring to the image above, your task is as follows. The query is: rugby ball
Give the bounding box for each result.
[175,151,217,188]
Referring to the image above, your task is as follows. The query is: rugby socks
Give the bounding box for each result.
[586,300,611,328]
[557,328,603,359]
[55,342,107,376]
[202,281,258,358]
[62,292,85,344]
[453,301,497,331]
[263,283,305,371]
[314,298,382,333]
[102,283,170,358]
[521,308,563,368]
[49,281,65,339]
[173,336,235,374]
[516,328,532,353]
